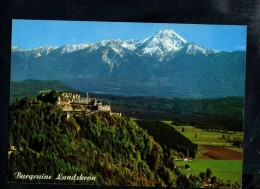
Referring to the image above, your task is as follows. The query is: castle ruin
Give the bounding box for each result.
[55,92,120,119]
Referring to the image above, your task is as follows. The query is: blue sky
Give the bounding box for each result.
[12,19,247,51]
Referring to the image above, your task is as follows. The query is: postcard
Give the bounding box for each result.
[9,20,246,188]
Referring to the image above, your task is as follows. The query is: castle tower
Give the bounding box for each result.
[66,112,70,120]
[56,96,61,105]
[85,92,89,103]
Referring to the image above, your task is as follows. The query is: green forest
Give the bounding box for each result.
[136,120,198,158]
[10,80,75,103]
[8,83,244,187]
[10,80,244,131]
[94,94,244,131]
[9,93,202,187]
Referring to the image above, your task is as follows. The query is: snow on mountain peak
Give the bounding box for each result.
[61,44,90,54]
[105,39,122,47]
[34,46,58,55]
[11,46,23,52]
[121,39,140,51]
[156,30,187,43]
[104,40,126,57]
[12,46,58,53]
[137,29,188,57]
[11,29,220,61]
[184,43,215,56]
[88,40,120,51]
[11,46,58,59]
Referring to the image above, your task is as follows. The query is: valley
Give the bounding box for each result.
[9,80,244,187]
[9,27,245,188]
[172,124,243,184]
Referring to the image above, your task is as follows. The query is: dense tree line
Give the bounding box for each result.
[135,120,198,158]
[10,79,244,132]
[10,80,75,103]
[94,94,244,131]
[8,95,200,187]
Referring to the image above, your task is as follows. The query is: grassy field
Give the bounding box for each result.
[170,125,243,146]
[177,159,242,184]
[161,121,243,185]
[227,147,243,153]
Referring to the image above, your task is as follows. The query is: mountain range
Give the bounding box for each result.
[11,29,246,98]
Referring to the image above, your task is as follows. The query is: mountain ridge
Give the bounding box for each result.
[11,29,216,57]
[11,29,246,98]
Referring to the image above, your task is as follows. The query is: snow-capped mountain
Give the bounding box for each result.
[11,46,57,53]
[11,29,215,59]
[104,40,126,56]
[90,39,140,52]
[182,43,215,56]
[11,46,23,52]
[11,46,58,58]
[59,44,90,54]
[121,39,140,51]
[135,30,187,58]
[101,40,130,69]
[11,29,246,98]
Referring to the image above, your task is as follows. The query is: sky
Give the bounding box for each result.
[12,19,247,51]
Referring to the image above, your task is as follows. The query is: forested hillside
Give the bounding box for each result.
[136,120,198,158]
[94,95,244,131]
[8,96,200,187]
[10,79,76,103]
[10,80,244,131]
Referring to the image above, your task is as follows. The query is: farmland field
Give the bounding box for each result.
[177,159,242,184]
[172,125,243,146]
[198,146,242,160]
[163,122,243,185]
[227,147,243,153]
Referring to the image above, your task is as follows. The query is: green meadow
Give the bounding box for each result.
[227,147,243,153]
[162,122,243,185]
[177,159,242,184]
[171,125,243,146]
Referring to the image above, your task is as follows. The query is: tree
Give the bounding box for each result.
[185,164,190,169]
[226,180,231,187]
[211,176,217,184]
[199,172,206,182]
[37,90,59,104]
[226,135,231,141]
[206,168,212,178]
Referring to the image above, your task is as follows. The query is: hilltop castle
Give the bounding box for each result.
[56,92,111,111]
[55,92,119,119]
